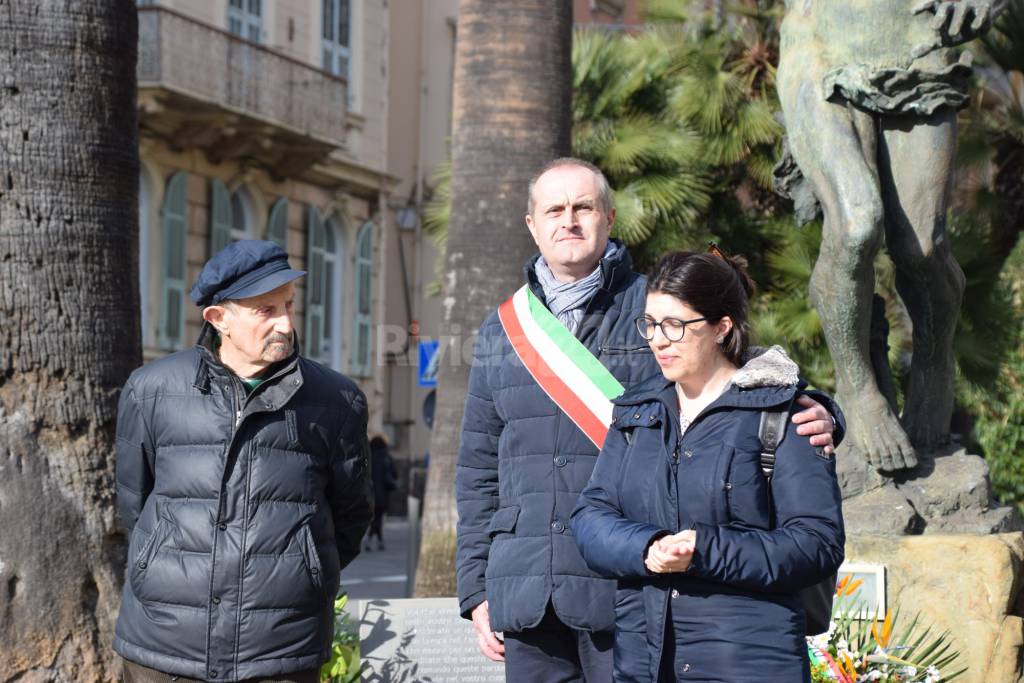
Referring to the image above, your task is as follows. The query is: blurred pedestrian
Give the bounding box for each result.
[366,434,398,551]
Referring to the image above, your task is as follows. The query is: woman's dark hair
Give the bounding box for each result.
[646,250,756,365]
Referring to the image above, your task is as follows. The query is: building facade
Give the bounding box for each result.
[133,0,647,497]
[135,0,393,432]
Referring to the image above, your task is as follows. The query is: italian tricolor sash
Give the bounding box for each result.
[498,285,625,449]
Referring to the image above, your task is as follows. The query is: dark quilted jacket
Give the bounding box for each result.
[572,354,845,682]
[455,242,660,633]
[113,325,372,681]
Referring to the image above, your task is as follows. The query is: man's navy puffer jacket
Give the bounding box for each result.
[455,243,660,633]
[572,349,845,682]
[113,325,372,681]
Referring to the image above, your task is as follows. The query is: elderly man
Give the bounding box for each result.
[455,157,841,682]
[113,240,372,682]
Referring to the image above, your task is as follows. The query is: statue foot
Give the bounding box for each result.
[844,391,918,472]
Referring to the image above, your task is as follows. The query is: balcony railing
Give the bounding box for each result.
[137,6,347,148]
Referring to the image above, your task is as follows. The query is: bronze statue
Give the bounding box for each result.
[776,0,1004,472]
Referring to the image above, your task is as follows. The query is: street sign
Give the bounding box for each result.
[418,340,439,387]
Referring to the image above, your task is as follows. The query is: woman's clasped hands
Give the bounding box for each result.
[644,529,696,574]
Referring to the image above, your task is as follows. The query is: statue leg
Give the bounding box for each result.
[879,110,964,453]
[779,73,918,471]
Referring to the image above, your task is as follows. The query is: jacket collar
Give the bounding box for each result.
[611,345,804,428]
[192,322,302,399]
[523,238,633,307]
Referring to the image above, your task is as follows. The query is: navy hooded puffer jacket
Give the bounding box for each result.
[455,243,660,633]
[572,348,845,683]
[113,325,372,681]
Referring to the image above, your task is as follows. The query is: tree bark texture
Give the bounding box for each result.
[0,2,139,680]
[414,0,572,597]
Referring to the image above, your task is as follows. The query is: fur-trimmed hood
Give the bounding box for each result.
[611,344,804,427]
[732,345,800,390]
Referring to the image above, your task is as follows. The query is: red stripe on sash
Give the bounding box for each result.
[498,296,609,449]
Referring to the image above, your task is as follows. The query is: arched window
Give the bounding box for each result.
[209,179,232,256]
[351,221,373,377]
[305,207,347,367]
[160,172,188,350]
[323,218,345,367]
[305,206,327,363]
[209,180,255,256]
[229,187,255,241]
[266,198,289,249]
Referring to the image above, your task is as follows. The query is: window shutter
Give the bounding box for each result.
[209,179,232,256]
[305,206,326,361]
[160,172,188,350]
[352,221,373,376]
[267,198,289,249]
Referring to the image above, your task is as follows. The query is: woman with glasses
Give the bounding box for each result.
[571,250,845,682]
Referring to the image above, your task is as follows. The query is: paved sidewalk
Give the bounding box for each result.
[340,518,413,601]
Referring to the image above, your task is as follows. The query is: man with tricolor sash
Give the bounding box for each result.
[454,158,840,682]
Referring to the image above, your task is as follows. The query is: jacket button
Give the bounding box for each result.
[724,482,732,491]
[684,449,694,459]
[209,671,218,679]
[551,521,564,533]
[671,589,680,598]
[682,663,691,673]
[137,561,147,569]
[218,523,227,531]
[311,567,319,575]
[554,455,567,467]
[212,596,220,604]
[633,412,641,419]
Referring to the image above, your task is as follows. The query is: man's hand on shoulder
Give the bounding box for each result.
[471,600,505,662]
[792,395,835,455]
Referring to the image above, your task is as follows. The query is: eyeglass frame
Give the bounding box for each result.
[634,314,709,343]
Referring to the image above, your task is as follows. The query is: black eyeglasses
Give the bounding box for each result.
[635,315,708,343]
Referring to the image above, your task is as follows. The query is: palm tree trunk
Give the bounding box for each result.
[414,0,572,597]
[0,2,139,680]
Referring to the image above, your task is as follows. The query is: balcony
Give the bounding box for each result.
[137,6,348,177]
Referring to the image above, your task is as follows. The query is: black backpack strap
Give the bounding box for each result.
[758,409,789,478]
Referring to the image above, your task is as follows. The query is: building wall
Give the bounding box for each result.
[268,2,315,63]
[137,141,383,417]
[380,0,458,484]
[136,0,391,429]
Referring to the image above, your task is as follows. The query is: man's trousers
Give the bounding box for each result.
[502,603,613,683]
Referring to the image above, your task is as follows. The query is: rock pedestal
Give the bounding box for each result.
[845,533,1024,683]
[838,445,1021,535]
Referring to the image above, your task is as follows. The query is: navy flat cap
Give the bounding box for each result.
[190,240,305,307]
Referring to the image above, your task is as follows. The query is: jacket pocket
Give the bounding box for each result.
[129,518,171,597]
[134,518,169,571]
[299,524,325,594]
[707,443,736,525]
[486,506,520,538]
[724,446,772,529]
